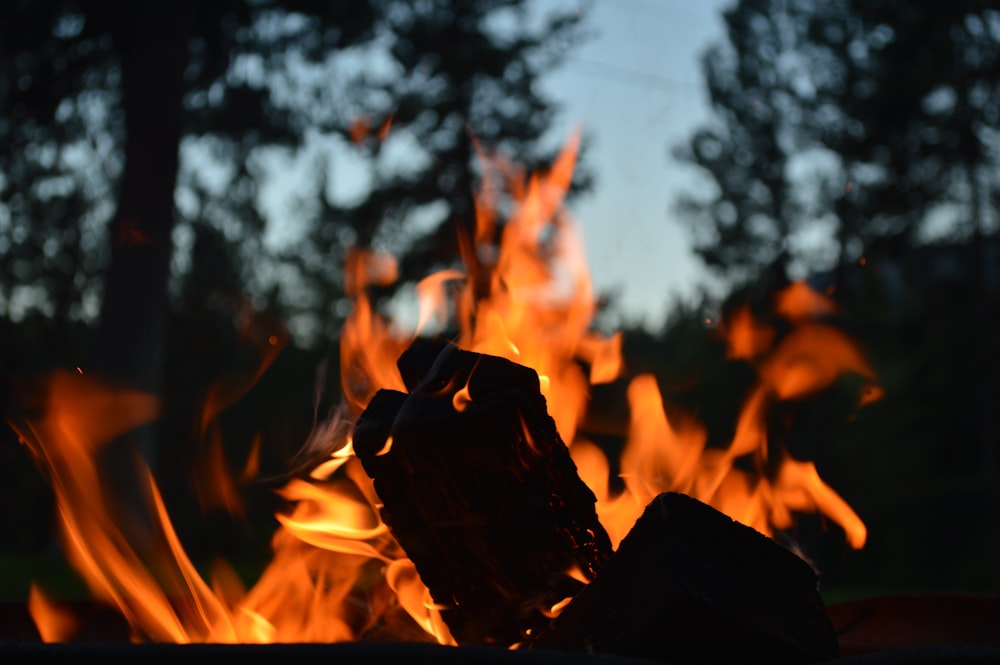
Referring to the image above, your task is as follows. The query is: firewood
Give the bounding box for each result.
[529,492,839,665]
[353,338,613,647]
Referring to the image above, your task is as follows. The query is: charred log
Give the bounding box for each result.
[529,492,839,665]
[353,339,613,647]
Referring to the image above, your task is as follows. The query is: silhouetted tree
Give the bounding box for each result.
[0,1,378,397]
[0,0,589,356]
[675,0,1000,285]
[273,0,590,341]
[673,0,801,284]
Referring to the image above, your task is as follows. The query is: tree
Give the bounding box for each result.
[1,1,378,389]
[673,0,801,285]
[674,0,1000,285]
[271,0,590,341]
[1,1,589,355]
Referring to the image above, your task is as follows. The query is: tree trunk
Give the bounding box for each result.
[964,159,1000,563]
[89,2,191,543]
[834,186,853,296]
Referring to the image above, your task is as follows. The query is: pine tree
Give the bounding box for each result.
[0,1,588,356]
[275,0,589,341]
[675,0,1000,285]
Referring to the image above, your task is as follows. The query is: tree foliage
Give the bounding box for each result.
[0,1,376,320]
[271,0,589,342]
[0,0,588,353]
[675,0,1000,284]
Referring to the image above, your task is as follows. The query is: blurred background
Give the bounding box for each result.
[2,0,999,612]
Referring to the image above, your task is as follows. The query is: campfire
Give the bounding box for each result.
[8,134,880,662]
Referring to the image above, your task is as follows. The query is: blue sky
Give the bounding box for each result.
[537,0,731,328]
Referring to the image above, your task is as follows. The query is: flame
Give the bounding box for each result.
[776,280,838,320]
[28,585,78,643]
[193,307,287,518]
[11,349,401,643]
[586,282,874,549]
[339,248,407,414]
[349,114,395,148]
[722,306,774,360]
[385,559,455,645]
[11,132,878,645]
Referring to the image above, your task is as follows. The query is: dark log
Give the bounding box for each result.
[529,492,840,665]
[353,339,612,647]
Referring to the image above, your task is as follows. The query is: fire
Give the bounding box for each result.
[9,132,878,644]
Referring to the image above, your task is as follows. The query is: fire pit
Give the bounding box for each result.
[6,137,999,664]
[4,593,1000,663]
[4,641,995,665]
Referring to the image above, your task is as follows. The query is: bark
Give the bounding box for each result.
[90,2,191,543]
[353,338,612,647]
[529,492,839,665]
[94,2,189,401]
[964,159,1000,563]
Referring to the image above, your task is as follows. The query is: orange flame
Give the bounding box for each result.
[12,132,878,645]
[28,585,78,643]
[193,307,287,517]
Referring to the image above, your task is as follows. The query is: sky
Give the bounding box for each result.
[536,0,732,329]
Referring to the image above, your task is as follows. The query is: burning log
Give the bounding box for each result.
[529,492,839,665]
[353,338,613,647]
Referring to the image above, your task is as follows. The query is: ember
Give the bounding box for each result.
[8,134,878,655]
